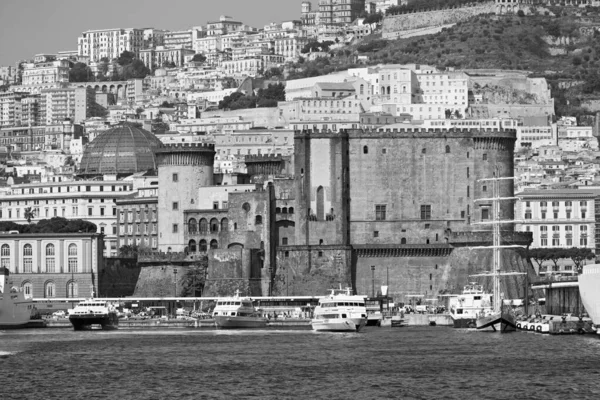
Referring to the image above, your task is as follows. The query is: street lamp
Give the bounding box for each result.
[173,268,178,297]
[371,265,375,298]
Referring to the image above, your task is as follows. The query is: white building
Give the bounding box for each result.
[515,189,597,257]
[77,28,145,63]
[22,60,70,86]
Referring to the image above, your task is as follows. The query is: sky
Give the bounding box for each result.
[0,0,303,66]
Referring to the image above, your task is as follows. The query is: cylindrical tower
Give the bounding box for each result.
[156,143,215,252]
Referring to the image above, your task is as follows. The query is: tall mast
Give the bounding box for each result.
[493,170,501,314]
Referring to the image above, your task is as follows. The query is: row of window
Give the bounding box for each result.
[524,211,587,220]
[12,185,129,195]
[1,244,79,273]
[524,201,588,207]
[18,281,79,299]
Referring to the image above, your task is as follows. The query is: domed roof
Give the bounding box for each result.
[79,124,164,176]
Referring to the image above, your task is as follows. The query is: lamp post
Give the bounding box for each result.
[371,265,375,298]
[173,268,178,297]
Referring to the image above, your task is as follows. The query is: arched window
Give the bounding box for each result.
[275,207,281,214]
[22,281,33,298]
[199,218,208,233]
[242,202,251,212]
[1,244,10,271]
[68,244,77,273]
[445,145,450,153]
[188,218,197,234]
[210,239,219,249]
[67,281,78,298]
[288,207,294,214]
[221,218,229,232]
[422,148,426,154]
[45,281,56,298]
[210,218,219,233]
[188,239,197,253]
[234,223,238,230]
[46,244,55,273]
[401,238,407,244]
[363,146,368,154]
[199,240,207,252]
[255,215,263,225]
[316,186,325,221]
[23,244,33,273]
[282,208,288,214]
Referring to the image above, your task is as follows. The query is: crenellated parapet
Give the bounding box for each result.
[156,143,215,167]
[295,127,517,140]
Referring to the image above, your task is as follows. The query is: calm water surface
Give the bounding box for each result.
[1,327,599,399]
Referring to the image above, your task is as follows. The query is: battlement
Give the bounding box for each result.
[161,142,215,150]
[294,127,517,139]
[244,154,286,163]
[138,250,207,264]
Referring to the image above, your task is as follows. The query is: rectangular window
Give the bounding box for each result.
[481,209,489,220]
[100,208,105,216]
[173,202,179,211]
[88,208,93,216]
[375,205,386,221]
[553,212,558,219]
[582,212,586,219]
[541,238,548,246]
[541,212,546,219]
[282,237,288,245]
[172,173,178,182]
[222,201,228,209]
[213,202,219,210]
[581,238,588,246]
[420,205,431,220]
[173,224,178,233]
[374,231,379,237]
[524,212,532,219]
[483,153,487,161]
[24,258,33,273]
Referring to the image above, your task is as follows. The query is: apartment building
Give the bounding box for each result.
[0,180,136,257]
[40,87,95,125]
[77,28,145,63]
[115,186,159,250]
[21,60,70,86]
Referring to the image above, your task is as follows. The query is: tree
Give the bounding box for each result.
[191,54,207,63]
[69,62,91,82]
[24,207,35,225]
[135,107,144,118]
[117,51,136,66]
[568,247,595,274]
[118,244,139,258]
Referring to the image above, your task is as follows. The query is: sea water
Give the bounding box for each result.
[1,327,599,399]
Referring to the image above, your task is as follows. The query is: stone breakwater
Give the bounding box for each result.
[383,2,496,39]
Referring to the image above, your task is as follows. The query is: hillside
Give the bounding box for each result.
[287,8,600,118]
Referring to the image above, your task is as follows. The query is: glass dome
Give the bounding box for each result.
[79,124,164,176]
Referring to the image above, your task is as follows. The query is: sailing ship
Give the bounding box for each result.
[472,174,524,333]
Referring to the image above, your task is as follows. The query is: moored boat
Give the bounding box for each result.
[448,283,493,328]
[0,267,45,329]
[213,291,267,329]
[311,288,367,332]
[579,264,600,335]
[69,299,119,330]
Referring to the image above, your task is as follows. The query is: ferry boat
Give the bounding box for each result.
[212,291,267,329]
[69,299,119,330]
[0,267,45,329]
[448,283,493,328]
[579,264,600,334]
[311,288,367,332]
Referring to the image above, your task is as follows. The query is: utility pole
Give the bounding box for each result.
[371,265,375,297]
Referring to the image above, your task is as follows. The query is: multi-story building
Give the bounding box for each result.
[206,15,246,36]
[21,60,70,86]
[515,189,598,272]
[318,0,366,25]
[164,28,205,50]
[142,28,168,49]
[139,46,195,69]
[0,66,17,85]
[77,28,145,63]
[213,129,295,158]
[0,232,103,299]
[0,92,42,127]
[274,36,310,62]
[516,125,556,150]
[0,180,136,257]
[0,125,45,152]
[115,185,159,250]
[40,87,95,125]
[220,55,284,77]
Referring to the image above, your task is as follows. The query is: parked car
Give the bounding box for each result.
[52,310,66,318]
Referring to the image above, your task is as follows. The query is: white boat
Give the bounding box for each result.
[0,267,45,329]
[448,283,493,328]
[213,291,267,329]
[69,299,119,330]
[579,264,600,334]
[311,288,367,332]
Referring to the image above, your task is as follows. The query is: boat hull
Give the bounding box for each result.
[214,315,267,329]
[0,320,46,329]
[476,312,516,332]
[311,318,366,332]
[1,291,40,329]
[69,313,119,330]
[451,317,478,329]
